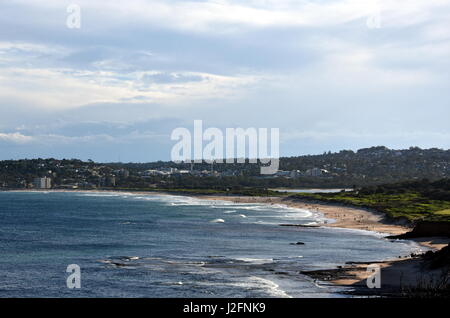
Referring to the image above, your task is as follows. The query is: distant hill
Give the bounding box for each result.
[0,146,449,188]
[278,146,450,186]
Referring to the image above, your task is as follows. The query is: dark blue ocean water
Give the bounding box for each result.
[0,191,423,298]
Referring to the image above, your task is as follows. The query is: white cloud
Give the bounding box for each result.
[0,132,34,144]
[0,0,449,159]
[0,130,169,146]
[0,49,260,111]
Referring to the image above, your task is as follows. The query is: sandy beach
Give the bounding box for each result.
[196,194,450,294]
[199,195,449,248]
[11,189,448,250]
[8,189,450,294]
[11,189,410,235]
[199,195,410,234]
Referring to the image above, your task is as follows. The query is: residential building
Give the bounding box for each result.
[33,177,52,189]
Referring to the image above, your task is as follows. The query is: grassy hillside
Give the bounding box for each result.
[292,179,450,223]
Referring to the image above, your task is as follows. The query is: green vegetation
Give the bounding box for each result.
[1,146,449,189]
[293,179,450,222]
[436,209,450,216]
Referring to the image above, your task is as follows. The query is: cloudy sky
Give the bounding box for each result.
[1,0,449,162]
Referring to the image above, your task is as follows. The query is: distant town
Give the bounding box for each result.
[1,146,449,190]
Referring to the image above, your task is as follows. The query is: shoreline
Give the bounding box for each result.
[197,195,450,250]
[7,189,447,249]
[196,195,410,235]
[6,188,449,295]
[1,189,411,233]
[195,194,450,294]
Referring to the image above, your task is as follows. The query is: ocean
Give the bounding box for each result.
[0,191,423,298]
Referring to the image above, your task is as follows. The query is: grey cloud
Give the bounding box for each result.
[0,1,449,161]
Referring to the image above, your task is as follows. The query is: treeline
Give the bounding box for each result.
[1,146,450,189]
[111,146,450,188]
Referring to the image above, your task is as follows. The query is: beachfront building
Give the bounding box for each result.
[33,177,52,189]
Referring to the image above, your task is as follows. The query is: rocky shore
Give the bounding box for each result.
[198,194,450,296]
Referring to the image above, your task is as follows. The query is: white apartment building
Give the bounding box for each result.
[33,177,52,189]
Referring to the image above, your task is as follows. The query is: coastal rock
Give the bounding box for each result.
[280,224,319,228]
[423,243,450,269]
[387,221,450,239]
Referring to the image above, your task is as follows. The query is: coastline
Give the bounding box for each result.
[3,189,412,235]
[195,194,450,295]
[197,195,450,249]
[6,189,450,295]
[8,189,448,250]
[197,195,410,235]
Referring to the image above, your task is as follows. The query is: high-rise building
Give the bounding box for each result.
[33,177,52,189]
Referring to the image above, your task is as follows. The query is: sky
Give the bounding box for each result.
[0,0,449,162]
